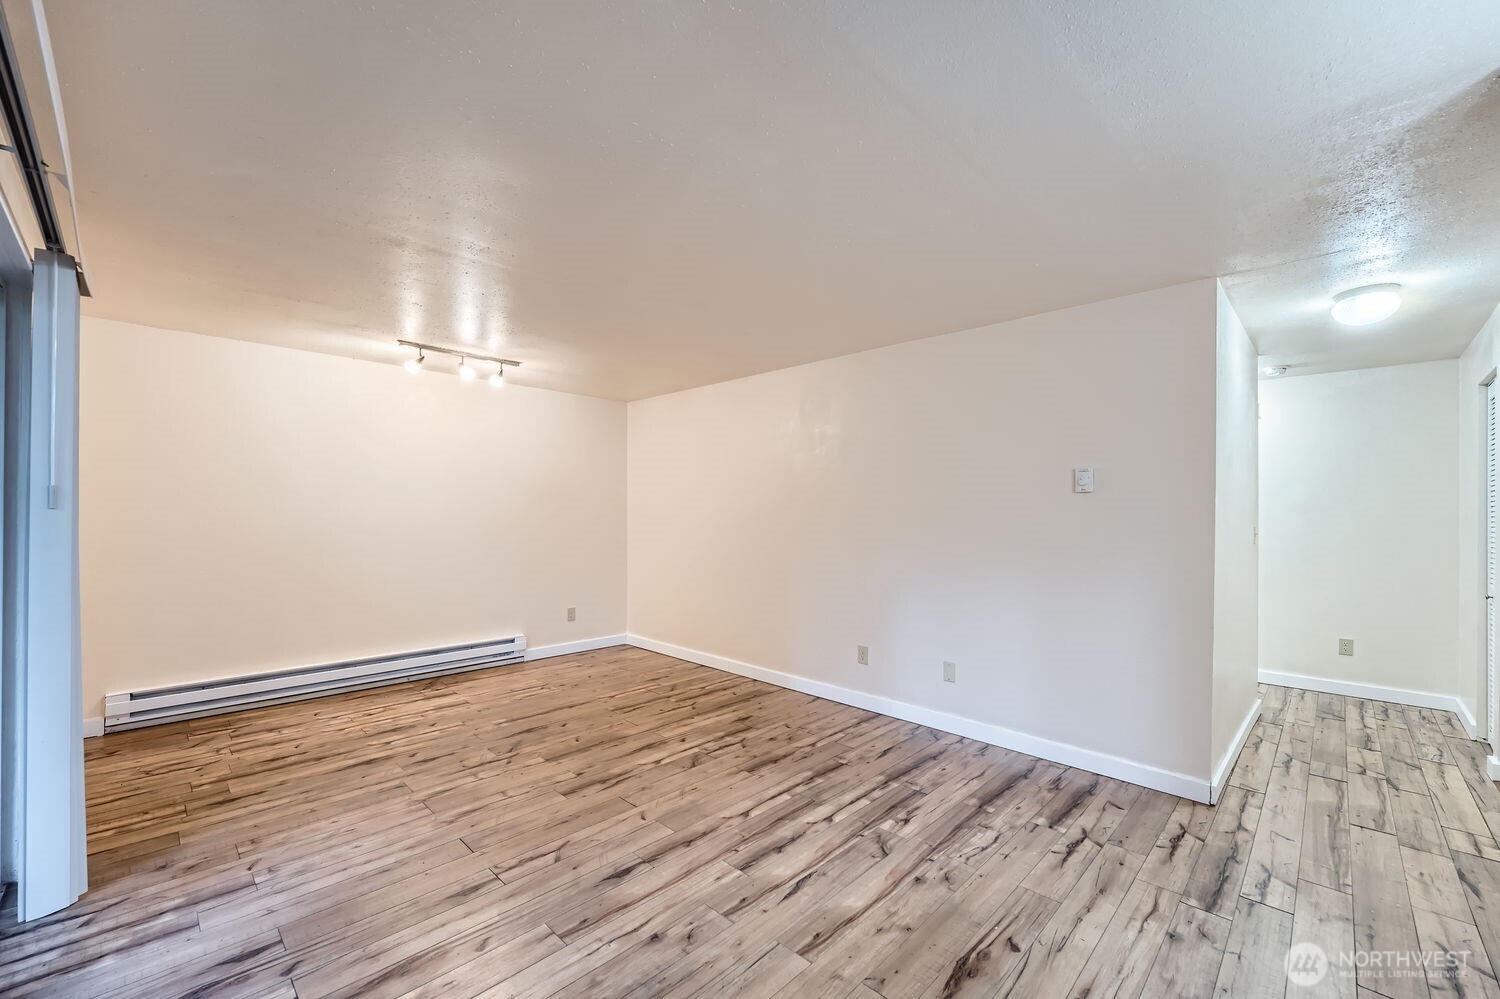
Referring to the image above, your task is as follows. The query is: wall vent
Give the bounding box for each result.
[103,635,527,732]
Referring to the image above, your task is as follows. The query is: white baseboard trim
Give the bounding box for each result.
[1456,700,1481,742]
[1209,698,1262,805]
[525,635,629,662]
[83,716,103,739]
[1259,670,1480,740]
[628,634,1212,803]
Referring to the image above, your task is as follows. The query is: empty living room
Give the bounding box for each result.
[1,1,1498,996]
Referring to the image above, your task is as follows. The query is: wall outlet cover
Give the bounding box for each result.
[943,661,956,683]
[857,645,869,666]
[1338,638,1354,656]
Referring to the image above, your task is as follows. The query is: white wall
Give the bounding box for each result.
[628,280,1222,789]
[1259,361,1460,705]
[79,318,627,716]
[1212,286,1260,781]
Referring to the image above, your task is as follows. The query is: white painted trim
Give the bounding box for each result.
[525,635,628,662]
[628,634,1211,803]
[1488,755,1500,782]
[1260,669,1481,739]
[1456,699,1481,742]
[1209,698,1262,805]
[81,717,102,739]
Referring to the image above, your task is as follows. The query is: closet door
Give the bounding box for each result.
[1488,380,1496,744]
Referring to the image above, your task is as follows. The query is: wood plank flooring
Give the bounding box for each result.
[3,647,1500,998]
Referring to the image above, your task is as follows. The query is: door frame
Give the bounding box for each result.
[1483,370,1498,748]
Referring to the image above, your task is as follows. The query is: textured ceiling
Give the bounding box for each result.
[44,0,1500,398]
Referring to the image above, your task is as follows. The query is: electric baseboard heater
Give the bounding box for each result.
[103,635,527,732]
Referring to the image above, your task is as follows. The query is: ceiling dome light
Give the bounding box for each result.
[458,357,477,382]
[1261,365,1287,377]
[404,349,425,375]
[1331,284,1402,326]
[489,366,505,388]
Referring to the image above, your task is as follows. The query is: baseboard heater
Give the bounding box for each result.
[103,635,528,732]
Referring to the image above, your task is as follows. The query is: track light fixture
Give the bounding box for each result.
[396,340,521,385]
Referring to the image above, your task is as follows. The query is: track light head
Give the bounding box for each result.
[489,366,505,388]
[404,350,424,375]
[458,357,477,382]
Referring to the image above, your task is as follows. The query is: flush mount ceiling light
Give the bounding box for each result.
[1261,365,1288,377]
[1331,283,1402,327]
[397,340,521,385]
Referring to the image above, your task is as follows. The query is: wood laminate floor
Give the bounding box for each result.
[3,647,1500,998]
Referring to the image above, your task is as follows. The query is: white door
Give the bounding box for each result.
[2,253,86,920]
[1488,380,1497,745]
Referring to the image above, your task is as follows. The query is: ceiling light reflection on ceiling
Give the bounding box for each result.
[1331,284,1402,326]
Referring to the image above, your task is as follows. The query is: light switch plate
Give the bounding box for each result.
[1074,468,1095,493]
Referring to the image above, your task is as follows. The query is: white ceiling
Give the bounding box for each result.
[45,0,1500,399]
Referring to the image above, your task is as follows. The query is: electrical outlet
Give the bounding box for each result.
[567,607,576,622]
[857,645,869,666]
[943,661,956,683]
[1339,638,1354,657]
